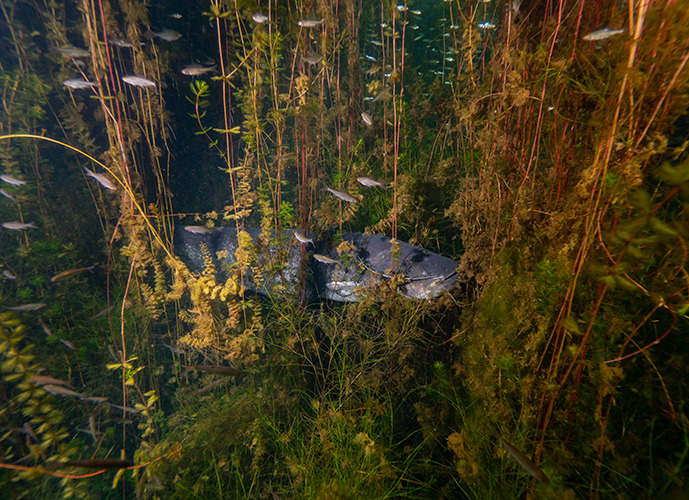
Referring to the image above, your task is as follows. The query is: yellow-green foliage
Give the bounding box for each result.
[174,243,241,355]
[0,312,88,498]
[3,0,688,497]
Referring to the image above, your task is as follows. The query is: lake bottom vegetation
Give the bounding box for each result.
[1,0,688,498]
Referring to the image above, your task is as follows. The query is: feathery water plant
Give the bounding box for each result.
[0,0,688,498]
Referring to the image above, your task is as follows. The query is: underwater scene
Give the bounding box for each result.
[1,0,688,498]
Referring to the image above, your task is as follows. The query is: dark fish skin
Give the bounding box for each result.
[184,365,243,377]
[51,458,133,469]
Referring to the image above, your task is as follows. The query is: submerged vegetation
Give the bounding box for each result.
[1,0,688,498]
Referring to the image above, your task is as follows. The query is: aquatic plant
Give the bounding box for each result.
[0,0,687,497]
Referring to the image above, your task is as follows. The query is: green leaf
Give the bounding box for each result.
[649,217,678,237]
[212,126,241,134]
[629,190,651,211]
[614,274,639,292]
[614,216,647,240]
[654,160,689,186]
[561,315,582,335]
[112,468,125,488]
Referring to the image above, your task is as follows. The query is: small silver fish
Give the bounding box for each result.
[478,22,496,29]
[58,45,90,58]
[0,174,27,186]
[23,422,38,442]
[181,64,217,76]
[50,265,95,282]
[277,152,297,161]
[313,254,340,264]
[5,303,45,311]
[366,64,381,76]
[2,221,37,230]
[252,12,268,23]
[76,427,97,443]
[357,176,386,188]
[107,344,122,362]
[493,429,549,483]
[184,365,243,377]
[83,166,116,190]
[583,28,625,41]
[163,343,185,355]
[108,37,135,48]
[371,87,390,103]
[0,188,16,202]
[197,378,224,394]
[2,269,16,280]
[59,338,76,350]
[121,75,156,88]
[184,225,222,234]
[89,305,114,320]
[169,13,182,19]
[361,112,373,127]
[323,184,358,203]
[38,316,52,336]
[298,19,324,28]
[111,404,141,414]
[152,29,181,41]
[84,396,108,404]
[304,53,322,65]
[63,78,98,90]
[31,375,72,387]
[87,415,98,443]
[42,384,84,398]
[294,230,314,245]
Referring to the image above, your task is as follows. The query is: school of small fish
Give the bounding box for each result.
[0,10,577,490]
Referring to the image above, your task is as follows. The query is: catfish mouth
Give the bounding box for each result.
[400,272,458,300]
